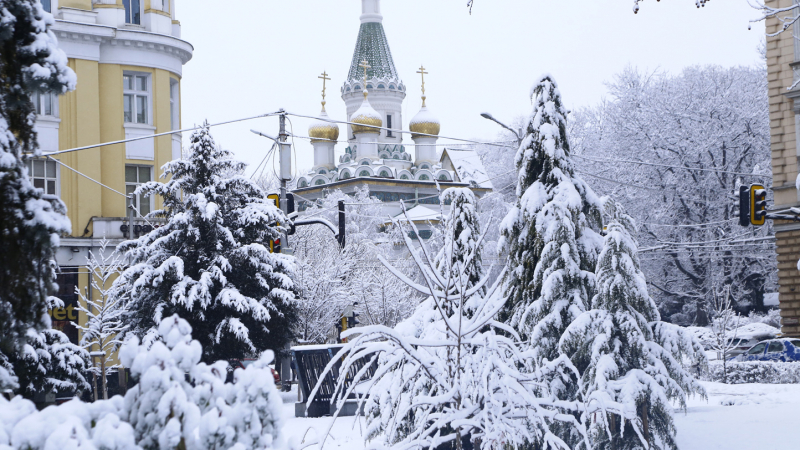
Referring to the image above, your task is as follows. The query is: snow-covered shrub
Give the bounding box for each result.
[748,309,782,329]
[1,315,285,450]
[315,190,586,450]
[112,124,297,362]
[704,361,800,384]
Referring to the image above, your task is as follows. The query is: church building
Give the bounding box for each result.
[293,0,493,233]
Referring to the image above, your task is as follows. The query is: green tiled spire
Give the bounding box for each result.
[347,22,400,83]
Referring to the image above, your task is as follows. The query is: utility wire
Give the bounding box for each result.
[48,111,283,156]
[285,111,514,148]
[574,154,771,178]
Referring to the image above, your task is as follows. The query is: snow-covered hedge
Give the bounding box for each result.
[704,361,800,384]
[0,315,287,450]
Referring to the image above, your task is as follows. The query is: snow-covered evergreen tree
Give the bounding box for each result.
[499,74,603,364]
[112,124,297,362]
[561,198,706,450]
[312,191,586,450]
[75,238,128,400]
[0,0,76,390]
[4,325,91,400]
[435,188,486,304]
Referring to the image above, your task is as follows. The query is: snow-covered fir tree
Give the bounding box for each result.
[499,74,603,363]
[313,190,586,450]
[3,323,91,400]
[76,238,128,400]
[0,0,76,390]
[561,198,706,450]
[112,124,297,362]
[435,188,486,303]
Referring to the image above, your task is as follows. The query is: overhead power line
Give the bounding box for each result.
[574,154,771,178]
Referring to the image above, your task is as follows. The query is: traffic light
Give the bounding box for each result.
[738,185,750,227]
[750,184,767,226]
[267,194,281,253]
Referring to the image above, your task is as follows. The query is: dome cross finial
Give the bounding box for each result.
[359,59,371,99]
[318,71,331,111]
[417,65,428,106]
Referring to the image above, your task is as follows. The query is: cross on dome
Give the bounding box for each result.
[417,65,428,106]
[318,71,331,110]
[359,60,371,98]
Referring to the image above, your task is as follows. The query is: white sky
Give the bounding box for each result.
[179,0,766,178]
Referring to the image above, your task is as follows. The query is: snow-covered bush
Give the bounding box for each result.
[0,315,286,450]
[704,361,800,385]
[112,124,297,362]
[314,190,586,450]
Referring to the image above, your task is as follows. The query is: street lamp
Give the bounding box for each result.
[480,112,523,144]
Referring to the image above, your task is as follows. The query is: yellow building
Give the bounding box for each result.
[31,0,192,345]
[766,0,800,337]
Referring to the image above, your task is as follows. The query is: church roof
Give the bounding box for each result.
[389,204,442,224]
[347,22,400,83]
[440,148,494,189]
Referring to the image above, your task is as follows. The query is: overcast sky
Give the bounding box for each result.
[178,0,765,178]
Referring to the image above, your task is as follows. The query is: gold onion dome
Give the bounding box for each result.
[409,105,440,138]
[350,96,382,134]
[308,106,339,142]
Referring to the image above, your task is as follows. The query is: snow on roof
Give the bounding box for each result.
[390,204,442,223]
[734,322,780,340]
[440,148,494,189]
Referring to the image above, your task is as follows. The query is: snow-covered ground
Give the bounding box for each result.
[282,382,800,450]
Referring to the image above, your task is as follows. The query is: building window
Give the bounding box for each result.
[41,0,51,13]
[32,91,57,117]
[123,0,141,25]
[419,174,430,181]
[124,73,150,124]
[125,165,153,217]
[170,79,180,131]
[387,114,394,137]
[25,158,58,196]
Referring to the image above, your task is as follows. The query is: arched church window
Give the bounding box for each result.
[393,154,400,159]
[419,174,430,181]
[389,85,396,90]
[367,84,373,89]
[315,179,326,186]
[400,174,410,180]
[379,170,390,177]
[378,84,385,89]
[438,174,449,181]
[361,161,370,165]
[359,170,371,177]
[318,169,327,174]
[298,180,308,188]
[419,164,430,170]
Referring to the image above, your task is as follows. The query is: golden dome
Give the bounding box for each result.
[409,105,440,139]
[350,96,382,134]
[309,108,340,143]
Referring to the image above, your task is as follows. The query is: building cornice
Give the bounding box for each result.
[52,19,193,71]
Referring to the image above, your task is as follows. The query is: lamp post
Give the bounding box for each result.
[480,112,523,146]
